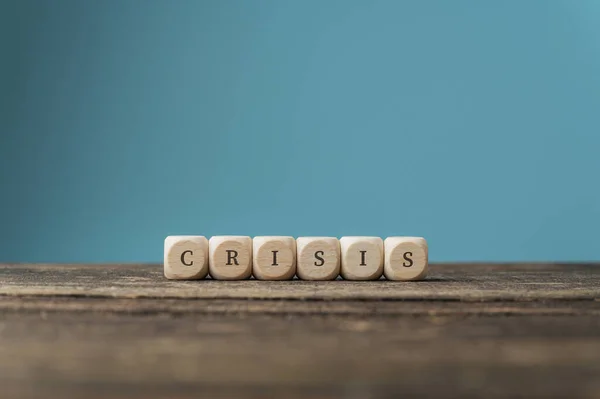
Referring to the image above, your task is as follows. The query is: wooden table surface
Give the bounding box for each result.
[1,263,599,398]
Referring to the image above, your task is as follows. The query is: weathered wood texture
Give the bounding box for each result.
[1,263,599,300]
[1,263,600,399]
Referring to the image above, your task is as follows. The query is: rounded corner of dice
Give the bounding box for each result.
[163,235,428,281]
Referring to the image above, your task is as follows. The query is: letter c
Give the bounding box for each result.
[181,250,193,266]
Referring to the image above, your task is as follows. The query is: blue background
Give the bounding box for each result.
[1,0,599,263]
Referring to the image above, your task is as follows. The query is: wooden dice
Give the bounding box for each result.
[209,236,252,280]
[296,237,340,280]
[164,235,428,281]
[253,236,296,280]
[339,237,384,281]
[384,237,428,281]
[164,236,209,280]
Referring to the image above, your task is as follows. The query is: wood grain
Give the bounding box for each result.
[1,263,599,399]
[1,263,598,300]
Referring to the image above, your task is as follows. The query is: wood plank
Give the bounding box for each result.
[1,296,600,316]
[1,311,599,398]
[1,263,600,398]
[1,263,599,300]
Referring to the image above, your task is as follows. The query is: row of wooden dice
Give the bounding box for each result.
[164,236,428,281]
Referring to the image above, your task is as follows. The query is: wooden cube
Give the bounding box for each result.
[253,236,296,280]
[164,236,209,280]
[296,237,340,280]
[384,237,428,281]
[340,237,384,280]
[209,236,252,280]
